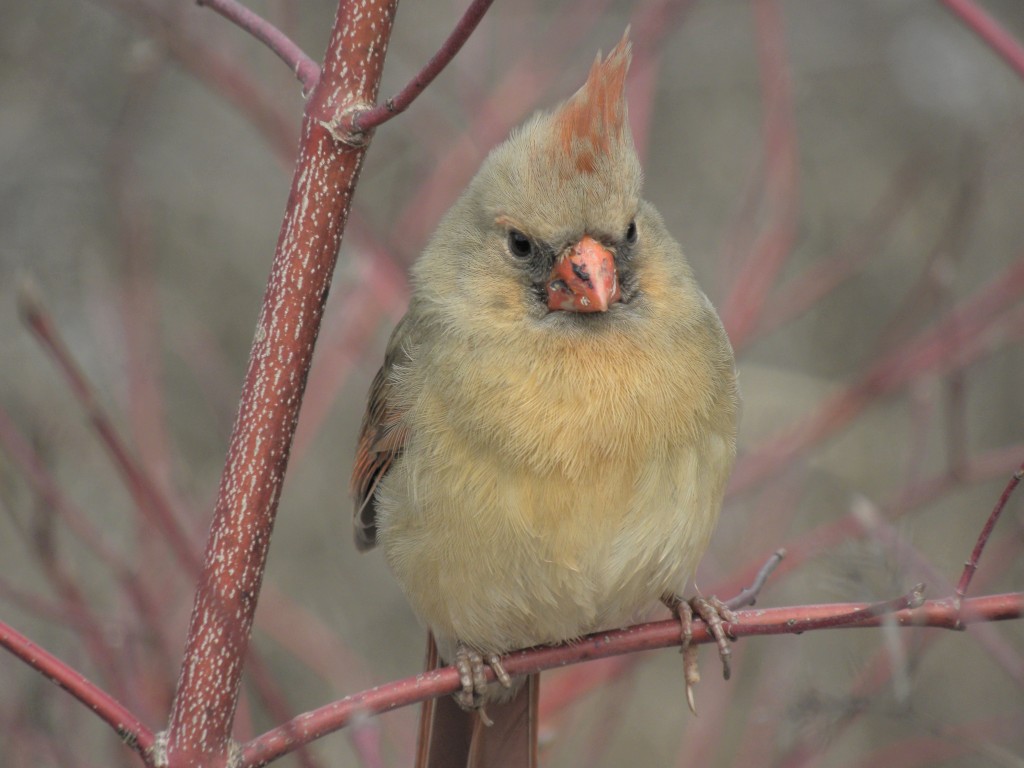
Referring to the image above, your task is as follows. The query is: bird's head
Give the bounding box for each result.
[414,31,670,334]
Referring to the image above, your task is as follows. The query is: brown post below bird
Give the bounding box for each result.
[351,31,740,768]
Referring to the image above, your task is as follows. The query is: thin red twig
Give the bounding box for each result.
[730,255,1024,496]
[724,548,786,610]
[0,618,155,764]
[18,287,203,574]
[853,496,1024,687]
[940,0,1024,82]
[197,0,320,93]
[748,160,926,347]
[239,593,1022,768]
[99,0,298,162]
[955,460,1024,605]
[347,0,496,135]
[720,442,1024,602]
[720,0,800,346]
[389,0,612,255]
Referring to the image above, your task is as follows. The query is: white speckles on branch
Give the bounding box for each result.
[169,0,397,759]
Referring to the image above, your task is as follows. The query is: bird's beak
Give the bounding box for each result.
[546,235,621,313]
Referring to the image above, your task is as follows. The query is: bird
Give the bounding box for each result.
[351,30,739,767]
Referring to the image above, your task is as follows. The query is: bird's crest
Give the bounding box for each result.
[550,30,632,175]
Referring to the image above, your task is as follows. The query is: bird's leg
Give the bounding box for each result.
[453,645,512,726]
[662,594,738,715]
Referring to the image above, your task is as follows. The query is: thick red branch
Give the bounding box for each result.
[0,618,155,763]
[239,593,1022,767]
[164,2,400,765]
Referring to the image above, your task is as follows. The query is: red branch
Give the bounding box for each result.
[0,618,155,763]
[730,255,1024,495]
[164,1,400,765]
[955,460,1024,604]
[239,593,1022,768]
[940,0,1024,81]
[348,0,497,135]
[196,0,320,93]
[18,288,203,575]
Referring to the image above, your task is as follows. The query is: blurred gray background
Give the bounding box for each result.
[1,1,1022,766]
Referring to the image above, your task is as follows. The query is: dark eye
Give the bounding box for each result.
[625,219,638,245]
[507,229,533,258]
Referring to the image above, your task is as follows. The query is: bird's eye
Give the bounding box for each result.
[625,219,638,245]
[507,229,533,258]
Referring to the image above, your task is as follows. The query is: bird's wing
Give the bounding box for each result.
[350,312,413,552]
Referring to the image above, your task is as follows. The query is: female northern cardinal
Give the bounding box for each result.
[352,31,739,767]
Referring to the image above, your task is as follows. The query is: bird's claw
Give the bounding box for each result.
[453,645,512,726]
[664,594,738,715]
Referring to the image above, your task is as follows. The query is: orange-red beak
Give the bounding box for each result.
[546,236,621,313]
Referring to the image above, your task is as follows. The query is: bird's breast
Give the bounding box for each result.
[374,322,734,654]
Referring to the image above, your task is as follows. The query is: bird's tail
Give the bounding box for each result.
[416,634,539,768]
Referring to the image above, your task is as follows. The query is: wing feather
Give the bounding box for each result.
[351,314,413,551]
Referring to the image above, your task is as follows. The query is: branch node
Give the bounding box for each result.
[227,738,243,768]
[908,582,926,609]
[150,730,169,767]
[320,102,376,147]
[951,595,965,631]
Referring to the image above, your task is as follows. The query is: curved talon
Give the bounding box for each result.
[693,595,736,681]
[452,645,511,721]
[486,653,512,689]
[664,593,739,715]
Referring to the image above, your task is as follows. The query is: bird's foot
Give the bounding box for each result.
[663,594,738,715]
[453,645,512,726]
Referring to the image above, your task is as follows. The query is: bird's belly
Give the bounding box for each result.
[375,432,727,657]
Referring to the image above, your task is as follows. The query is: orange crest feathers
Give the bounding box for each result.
[551,30,632,174]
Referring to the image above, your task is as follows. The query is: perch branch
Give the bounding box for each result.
[196,0,320,93]
[239,593,1022,768]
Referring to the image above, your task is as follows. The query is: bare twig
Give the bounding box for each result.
[239,593,1022,768]
[720,0,800,347]
[98,0,298,162]
[725,548,786,610]
[940,0,1024,81]
[346,0,497,135]
[955,460,1024,608]
[0,619,155,764]
[730,256,1024,496]
[196,0,320,93]
[19,288,205,585]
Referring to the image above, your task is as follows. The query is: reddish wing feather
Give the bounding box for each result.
[351,318,411,551]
